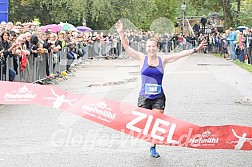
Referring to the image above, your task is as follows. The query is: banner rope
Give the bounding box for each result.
[0,81,251,150]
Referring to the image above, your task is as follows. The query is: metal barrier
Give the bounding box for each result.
[0,40,149,83]
[0,64,4,81]
[5,56,10,81]
[0,56,10,81]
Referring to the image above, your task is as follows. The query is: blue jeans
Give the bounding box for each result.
[230,41,236,60]
[248,48,252,64]
[9,68,16,81]
[167,41,172,52]
[238,49,244,62]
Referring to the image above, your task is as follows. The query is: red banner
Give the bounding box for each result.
[0,81,251,150]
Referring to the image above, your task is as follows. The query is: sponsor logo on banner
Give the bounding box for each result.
[189,129,219,146]
[44,88,77,109]
[82,101,116,122]
[1,81,252,150]
[226,129,252,150]
[4,86,36,101]
[126,111,179,144]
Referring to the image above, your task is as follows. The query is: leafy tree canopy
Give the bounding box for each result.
[8,0,252,31]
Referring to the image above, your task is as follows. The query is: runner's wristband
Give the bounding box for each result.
[193,48,198,53]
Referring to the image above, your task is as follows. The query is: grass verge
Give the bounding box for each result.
[213,53,252,73]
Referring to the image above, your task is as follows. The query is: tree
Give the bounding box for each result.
[221,0,233,28]
[236,0,252,27]
[8,0,251,30]
[189,0,242,29]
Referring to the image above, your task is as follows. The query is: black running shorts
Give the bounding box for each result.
[137,94,166,110]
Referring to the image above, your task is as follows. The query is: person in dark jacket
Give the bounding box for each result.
[0,31,17,81]
[200,16,207,34]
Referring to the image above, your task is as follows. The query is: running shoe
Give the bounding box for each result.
[150,146,160,158]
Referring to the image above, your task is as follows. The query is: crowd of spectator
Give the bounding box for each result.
[0,20,199,82]
[0,19,251,82]
[0,21,124,82]
[192,18,252,64]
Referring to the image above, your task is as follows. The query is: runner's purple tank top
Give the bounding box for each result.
[139,56,164,99]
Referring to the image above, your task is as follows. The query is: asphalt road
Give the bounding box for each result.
[0,53,252,167]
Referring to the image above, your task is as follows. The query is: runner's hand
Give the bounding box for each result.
[197,39,207,51]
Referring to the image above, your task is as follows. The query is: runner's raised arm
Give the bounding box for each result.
[115,20,145,61]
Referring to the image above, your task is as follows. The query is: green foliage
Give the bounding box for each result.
[236,1,252,27]
[8,0,251,30]
[154,0,179,20]
[109,18,139,34]
[234,60,252,73]
[150,17,175,35]
[213,53,252,73]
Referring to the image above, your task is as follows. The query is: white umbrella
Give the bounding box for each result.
[59,22,77,31]
[236,26,248,31]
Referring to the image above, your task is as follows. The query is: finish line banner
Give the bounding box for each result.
[0,81,251,150]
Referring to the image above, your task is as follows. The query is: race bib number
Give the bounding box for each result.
[145,83,161,95]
